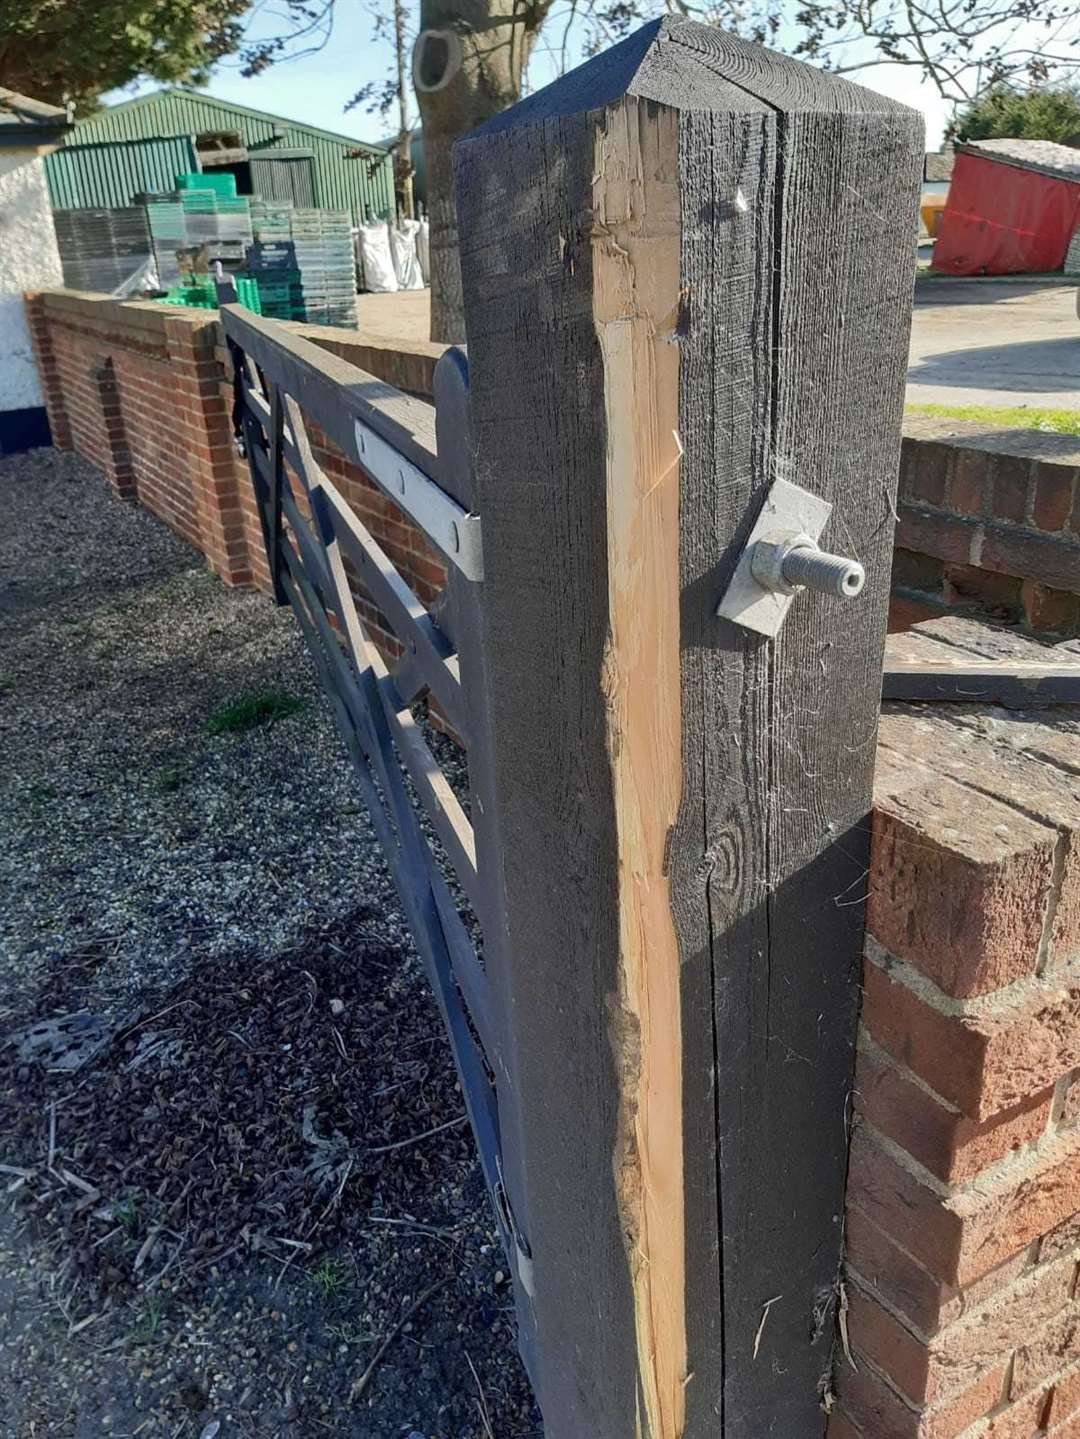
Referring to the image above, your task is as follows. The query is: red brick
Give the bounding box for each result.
[978,1387,1051,1437]
[848,1124,1080,1286]
[835,1358,1006,1439]
[903,439,952,507]
[845,1205,1031,1335]
[1033,467,1077,534]
[826,1411,864,1439]
[889,595,951,631]
[1023,580,1080,635]
[897,506,977,566]
[1013,1302,1080,1397]
[869,751,1056,997]
[1049,1414,1080,1438]
[991,456,1033,523]
[1040,1211,1080,1264]
[1061,1074,1080,1131]
[856,1045,1052,1184]
[980,526,1080,595]
[847,1257,1074,1408]
[877,710,1080,972]
[1048,1366,1080,1427]
[941,564,1023,621]
[861,952,1080,1121]
[950,451,988,518]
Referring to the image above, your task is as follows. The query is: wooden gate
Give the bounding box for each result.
[224,19,922,1437]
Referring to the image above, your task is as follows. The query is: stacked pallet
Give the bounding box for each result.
[141,198,186,287]
[53,208,154,293]
[175,174,253,263]
[250,200,293,240]
[290,209,357,328]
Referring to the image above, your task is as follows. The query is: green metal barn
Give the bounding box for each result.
[45,88,394,222]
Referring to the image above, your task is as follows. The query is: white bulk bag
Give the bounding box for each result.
[415,218,430,284]
[357,220,399,293]
[390,219,425,291]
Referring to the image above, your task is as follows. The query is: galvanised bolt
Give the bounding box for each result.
[751,533,865,599]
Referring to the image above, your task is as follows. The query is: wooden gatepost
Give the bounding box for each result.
[222,16,921,1434]
[454,18,922,1439]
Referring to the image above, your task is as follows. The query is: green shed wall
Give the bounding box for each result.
[45,135,199,209]
[65,90,394,222]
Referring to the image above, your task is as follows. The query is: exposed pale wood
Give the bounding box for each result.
[592,98,687,1439]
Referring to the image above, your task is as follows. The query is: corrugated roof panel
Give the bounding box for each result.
[67,90,394,222]
[44,135,199,209]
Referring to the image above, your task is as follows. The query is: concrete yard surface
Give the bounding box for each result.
[357,279,1080,412]
[907,278,1078,409]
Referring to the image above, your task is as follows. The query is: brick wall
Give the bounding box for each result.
[893,418,1080,637]
[25,292,1080,1434]
[26,290,447,627]
[831,675,1080,1439]
[27,291,253,585]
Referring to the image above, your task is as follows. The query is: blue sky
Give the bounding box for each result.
[105,3,954,148]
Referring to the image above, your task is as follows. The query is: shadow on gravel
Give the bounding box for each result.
[0,910,541,1438]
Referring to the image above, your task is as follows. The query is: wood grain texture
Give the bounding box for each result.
[661,20,923,1437]
[455,19,922,1438]
[593,98,687,1439]
[457,97,641,1439]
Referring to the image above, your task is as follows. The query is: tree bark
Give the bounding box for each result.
[394,0,415,219]
[413,0,544,343]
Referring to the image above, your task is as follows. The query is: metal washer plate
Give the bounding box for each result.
[715,477,833,637]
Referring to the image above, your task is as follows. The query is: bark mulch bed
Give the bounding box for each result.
[0,912,540,1438]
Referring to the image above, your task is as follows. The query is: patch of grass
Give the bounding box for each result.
[324,1319,377,1345]
[114,1194,140,1238]
[205,689,306,737]
[906,403,1080,436]
[130,1296,165,1346]
[309,1256,350,1300]
[152,762,188,795]
[26,781,57,806]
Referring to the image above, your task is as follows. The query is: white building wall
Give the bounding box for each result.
[0,147,63,413]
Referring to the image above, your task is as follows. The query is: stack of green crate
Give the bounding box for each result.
[175,172,237,197]
[242,269,304,320]
[158,276,218,308]
[250,200,293,239]
[234,275,262,315]
[174,176,252,257]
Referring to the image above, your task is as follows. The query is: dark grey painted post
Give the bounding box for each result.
[454,20,922,1437]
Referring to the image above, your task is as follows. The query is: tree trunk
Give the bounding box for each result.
[413,0,543,343]
[394,0,415,220]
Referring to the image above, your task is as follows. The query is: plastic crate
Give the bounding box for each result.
[176,172,237,197]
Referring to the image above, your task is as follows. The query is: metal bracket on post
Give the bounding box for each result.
[351,416,485,582]
[716,476,865,637]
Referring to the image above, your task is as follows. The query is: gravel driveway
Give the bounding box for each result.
[0,447,390,1021]
[0,447,538,1438]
